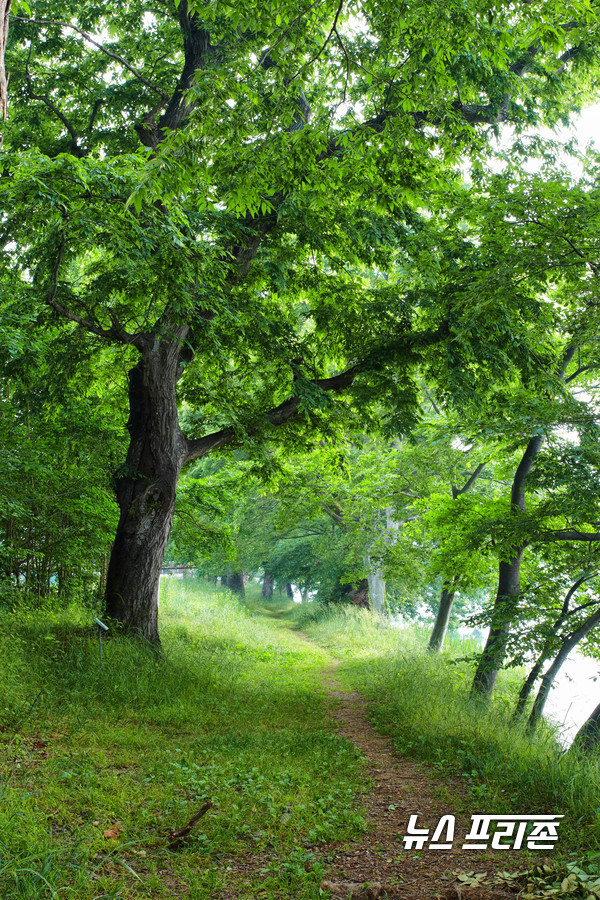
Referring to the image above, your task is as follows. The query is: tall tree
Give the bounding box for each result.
[2,0,597,641]
[470,431,547,696]
[462,155,600,696]
[427,460,486,652]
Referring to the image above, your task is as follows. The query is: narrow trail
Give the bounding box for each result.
[300,636,524,900]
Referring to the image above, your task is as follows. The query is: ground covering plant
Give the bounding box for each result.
[0,581,365,899]
[4,580,600,898]
[297,603,600,854]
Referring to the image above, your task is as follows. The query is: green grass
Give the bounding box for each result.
[7,586,600,898]
[0,582,366,899]
[296,603,600,854]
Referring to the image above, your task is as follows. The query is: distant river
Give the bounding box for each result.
[406,616,600,747]
[543,651,600,747]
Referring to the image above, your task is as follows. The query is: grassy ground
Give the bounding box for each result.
[0,582,365,900]
[5,584,600,899]
[295,603,600,856]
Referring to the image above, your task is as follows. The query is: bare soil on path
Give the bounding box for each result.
[303,640,530,900]
[223,632,534,900]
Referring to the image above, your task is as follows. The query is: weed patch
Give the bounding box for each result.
[299,605,600,854]
[0,582,365,899]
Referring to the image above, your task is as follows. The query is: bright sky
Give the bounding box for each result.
[568,101,600,146]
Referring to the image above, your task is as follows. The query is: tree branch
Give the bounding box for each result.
[452,461,486,498]
[290,0,345,81]
[554,44,582,75]
[511,434,544,510]
[559,573,594,617]
[183,323,449,463]
[13,16,169,100]
[25,43,84,157]
[408,26,583,130]
[256,0,323,72]
[565,362,600,384]
[157,3,220,139]
[45,236,142,346]
[183,362,362,461]
[538,530,600,543]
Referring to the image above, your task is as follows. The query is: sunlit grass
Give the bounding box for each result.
[297,603,600,852]
[0,581,366,899]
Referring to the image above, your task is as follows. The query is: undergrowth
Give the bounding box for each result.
[0,581,365,899]
[296,603,600,854]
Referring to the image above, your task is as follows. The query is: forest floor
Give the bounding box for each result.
[2,587,577,900]
[312,652,526,900]
[226,626,535,900]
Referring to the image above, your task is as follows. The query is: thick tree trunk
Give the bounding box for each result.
[261,570,274,599]
[471,433,544,699]
[226,570,246,599]
[104,337,189,644]
[366,569,385,613]
[428,578,459,653]
[471,551,524,698]
[364,550,385,613]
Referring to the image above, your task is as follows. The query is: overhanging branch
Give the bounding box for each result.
[183,322,449,463]
[183,362,362,462]
[46,236,143,346]
[452,462,487,498]
[537,529,600,543]
[13,16,169,100]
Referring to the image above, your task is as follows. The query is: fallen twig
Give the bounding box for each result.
[167,800,213,850]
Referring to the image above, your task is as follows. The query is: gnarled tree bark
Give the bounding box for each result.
[105,332,189,642]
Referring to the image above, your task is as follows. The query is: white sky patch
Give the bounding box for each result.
[143,12,157,31]
[564,101,600,148]
[544,651,600,747]
[451,437,474,451]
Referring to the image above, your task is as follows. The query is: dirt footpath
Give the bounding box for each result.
[314,654,527,900]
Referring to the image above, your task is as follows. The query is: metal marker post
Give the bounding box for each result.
[94,617,109,668]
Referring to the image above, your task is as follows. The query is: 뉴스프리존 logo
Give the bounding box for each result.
[401,814,563,851]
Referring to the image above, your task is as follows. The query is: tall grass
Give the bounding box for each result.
[298,604,600,852]
[0,582,365,899]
